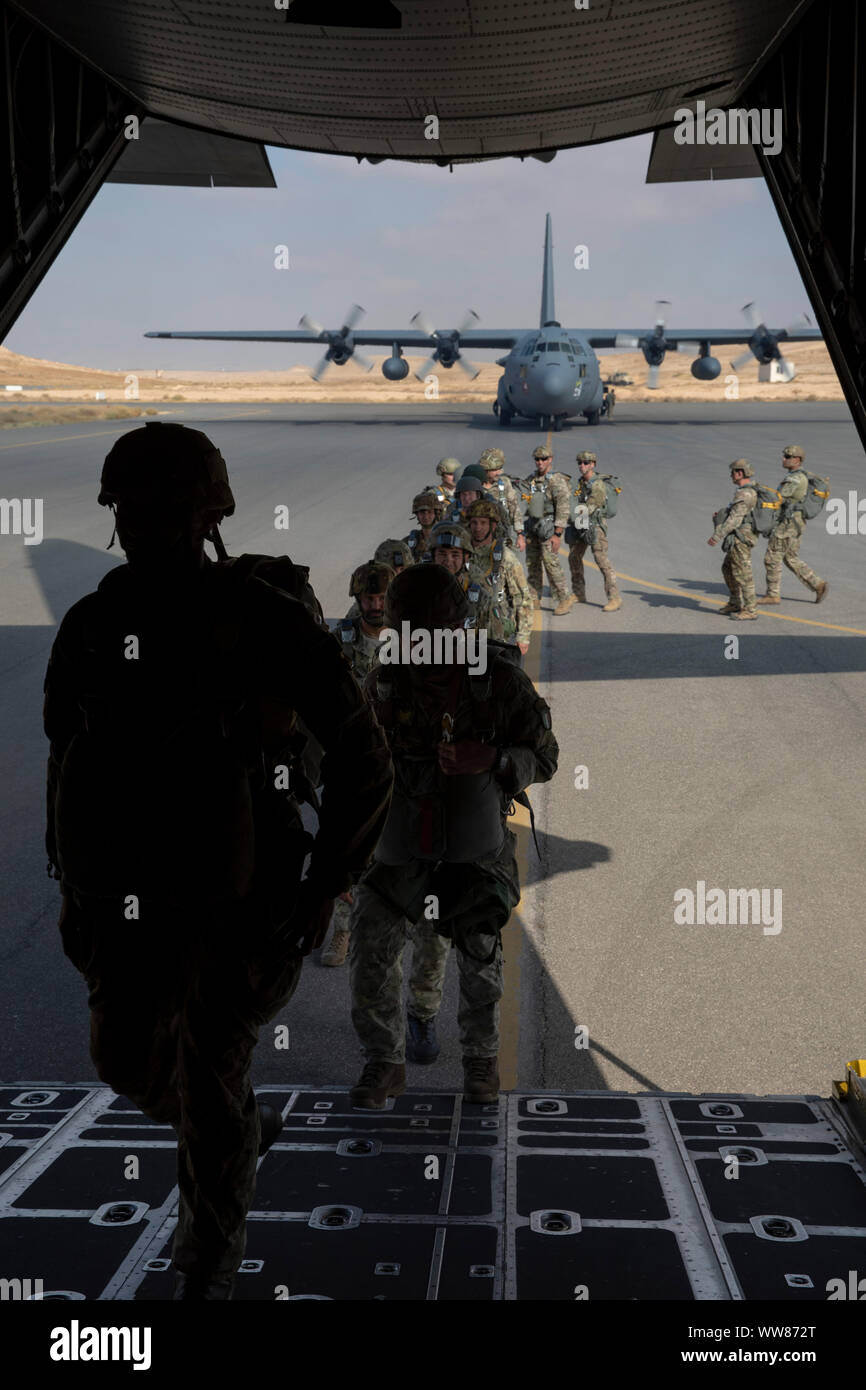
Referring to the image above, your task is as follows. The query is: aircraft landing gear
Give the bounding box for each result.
[493,399,499,415]
[585,409,600,425]
[499,407,513,426]
[553,416,563,431]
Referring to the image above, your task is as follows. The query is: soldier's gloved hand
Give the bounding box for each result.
[518,642,529,655]
[437,739,497,776]
[708,538,719,546]
[550,535,562,553]
[516,535,526,552]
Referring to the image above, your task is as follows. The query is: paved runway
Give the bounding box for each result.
[1,401,863,1099]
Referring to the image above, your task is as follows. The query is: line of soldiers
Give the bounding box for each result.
[45,422,559,1299]
[709,445,827,619]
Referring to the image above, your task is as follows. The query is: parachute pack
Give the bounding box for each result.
[794,471,831,521]
[570,475,622,529]
[713,482,782,538]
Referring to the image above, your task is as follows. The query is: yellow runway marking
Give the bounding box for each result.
[585,562,866,637]
[498,603,543,1091]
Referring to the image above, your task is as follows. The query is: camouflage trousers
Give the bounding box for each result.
[526,533,569,604]
[764,523,822,596]
[566,528,618,599]
[329,895,450,1020]
[722,537,757,612]
[350,832,519,1062]
[59,888,302,1280]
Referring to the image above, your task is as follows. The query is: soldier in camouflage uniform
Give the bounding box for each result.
[322,563,450,1057]
[44,423,392,1298]
[566,451,622,612]
[522,445,574,615]
[349,565,558,1107]
[430,458,459,504]
[403,491,444,562]
[465,498,533,657]
[758,444,828,605]
[429,519,506,641]
[708,459,760,619]
[459,463,517,546]
[479,448,526,552]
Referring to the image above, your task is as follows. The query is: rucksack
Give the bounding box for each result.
[796,471,831,521]
[570,475,621,528]
[51,553,323,909]
[713,483,782,538]
[599,475,622,519]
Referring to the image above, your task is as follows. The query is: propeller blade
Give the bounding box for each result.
[647,364,661,389]
[353,350,375,373]
[776,356,796,382]
[300,313,325,337]
[414,354,440,381]
[741,301,762,332]
[411,311,438,340]
[341,304,365,333]
[456,354,480,379]
[676,341,701,355]
[615,334,640,349]
[654,299,671,328]
[781,312,812,338]
[731,349,754,370]
[457,309,481,336]
[311,353,332,382]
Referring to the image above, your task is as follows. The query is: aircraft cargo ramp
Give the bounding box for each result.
[1,1076,865,1302]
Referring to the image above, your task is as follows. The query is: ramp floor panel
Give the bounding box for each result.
[0,1085,864,1300]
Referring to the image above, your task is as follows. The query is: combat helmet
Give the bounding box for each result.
[430,520,474,555]
[454,472,484,500]
[374,538,415,570]
[98,422,235,519]
[576,450,597,464]
[464,497,501,525]
[384,563,468,630]
[479,447,506,469]
[532,445,552,460]
[459,464,489,487]
[729,458,755,477]
[783,445,805,460]
[411,490,445,517]
[436,458,461,478]
[349,560,395,598]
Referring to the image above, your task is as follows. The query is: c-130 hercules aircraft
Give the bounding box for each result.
[146,213,821,431]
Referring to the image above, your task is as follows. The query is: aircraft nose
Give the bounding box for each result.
[540,365,569,400]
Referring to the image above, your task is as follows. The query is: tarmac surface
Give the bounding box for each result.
[1,400,864,1100]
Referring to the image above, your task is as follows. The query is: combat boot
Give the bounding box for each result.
[573,590,587,603]
[406,1013,440,1065]
[532,596,542,610]
[602,592,622,612]
[731,609,758,620]
[553,594,576,615]
[756,595,781,605]
[815,581,828,603]
[463,1056,500,1104]
[350,1060,406,1109]
[717,602,739,615]
[321,927,349,967]
[257,1101,283,1155]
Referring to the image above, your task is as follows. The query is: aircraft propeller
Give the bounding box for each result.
[615,301,698,388]
[298,303,374,380]
[729,302,811,382]
[411,309,481,380]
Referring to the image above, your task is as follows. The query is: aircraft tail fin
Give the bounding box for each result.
[540,212,557,327]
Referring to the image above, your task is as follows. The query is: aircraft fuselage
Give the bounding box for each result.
[494,325,605,427]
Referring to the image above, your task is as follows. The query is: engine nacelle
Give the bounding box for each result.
[382,354,409,381]
[330,348,351,366]
[691,354,721,381]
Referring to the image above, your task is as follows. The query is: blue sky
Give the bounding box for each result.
[6,134,811,371]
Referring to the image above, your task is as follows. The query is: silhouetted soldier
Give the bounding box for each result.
[44,423,392,1300]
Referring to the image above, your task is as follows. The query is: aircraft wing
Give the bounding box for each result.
[583,328,823,348]
[144,328,526,349]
